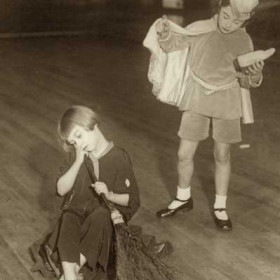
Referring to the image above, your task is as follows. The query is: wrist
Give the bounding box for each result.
[75,157,84,164]
[107,191,114,201]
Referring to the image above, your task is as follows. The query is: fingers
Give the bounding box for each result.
[156,15,169,34]
[247,60,264,75]
[257,60,264,68]
[91,182,108,196]
[162,15,169,31]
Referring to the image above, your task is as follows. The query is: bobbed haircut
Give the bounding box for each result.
[58,105,100,151]
[211,0,252,26]
[211,0,231,15]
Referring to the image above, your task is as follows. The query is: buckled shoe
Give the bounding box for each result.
[156,197,193,218]
[214,208,232,231]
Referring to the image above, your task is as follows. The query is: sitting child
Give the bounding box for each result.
[40,105,140,280]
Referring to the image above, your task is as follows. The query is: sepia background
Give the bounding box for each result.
[0,0,280,279]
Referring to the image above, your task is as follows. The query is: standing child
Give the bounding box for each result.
[48,105,140,280]
[153,0,265,231]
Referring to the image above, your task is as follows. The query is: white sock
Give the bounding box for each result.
[168,186,191,210]
[214,195,228,220]
[177,186,191,200]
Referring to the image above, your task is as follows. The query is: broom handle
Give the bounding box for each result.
[84,156,116,212]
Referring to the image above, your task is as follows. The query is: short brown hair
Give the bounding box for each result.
[211,0,230,15]
[212,0,251,26]
[58,105,100,150]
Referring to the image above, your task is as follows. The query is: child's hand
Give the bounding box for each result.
[155,15,170,38]
[74,144,86,164]
[92,181,110,199]
[245,60,264,82]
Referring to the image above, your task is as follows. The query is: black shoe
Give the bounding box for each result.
[39,243,61,277]
[152,241,173,259]
[156,197,193,218]
[214,208,232,231]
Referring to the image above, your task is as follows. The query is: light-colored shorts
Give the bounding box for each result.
[178,110,241,144]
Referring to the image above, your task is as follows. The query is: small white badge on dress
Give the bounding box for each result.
[125,179,130,188]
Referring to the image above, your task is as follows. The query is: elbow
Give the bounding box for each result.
[57,189,65,197]
[57,181,66,196]
[129,196,140,215]
[57,187,64,197]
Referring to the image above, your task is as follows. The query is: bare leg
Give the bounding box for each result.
[61,262,78,280]
[156,139,198,217]
[177,139,199,188]
[213,141,233,230]
[214,141,231,196]
[61,254,86,280]
[79,253,87,269]
[75,253,87,275]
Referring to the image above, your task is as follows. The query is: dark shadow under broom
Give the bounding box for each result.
[84,156,183,280]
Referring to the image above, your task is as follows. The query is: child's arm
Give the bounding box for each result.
[156,16,191,53]
[57,146,85,196]
[93,182,129,206]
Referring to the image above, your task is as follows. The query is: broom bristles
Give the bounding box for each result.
[114,225,183,280]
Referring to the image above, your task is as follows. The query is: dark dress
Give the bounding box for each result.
[47,145,140,272]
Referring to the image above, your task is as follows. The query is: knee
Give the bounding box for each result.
[214,148,230,164]
[60,212,80,234]
[177,147,194,165]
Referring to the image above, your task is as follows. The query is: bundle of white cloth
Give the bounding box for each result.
[143,16,254,124]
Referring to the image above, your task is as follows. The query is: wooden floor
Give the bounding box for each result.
[0,35,280,280]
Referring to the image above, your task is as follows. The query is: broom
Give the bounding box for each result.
[84,156,183,280]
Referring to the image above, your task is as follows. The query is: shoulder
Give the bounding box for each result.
[102,146,131,166]
[111,146,131,164]
[185,16,217,34]
[236,29,252,40]
[234,29,254,50]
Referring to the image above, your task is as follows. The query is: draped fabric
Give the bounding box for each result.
[143,17,255,124]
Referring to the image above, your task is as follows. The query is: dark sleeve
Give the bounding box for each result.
[112,150,140,221]
[57,151,75,177]
[56,151,74,198]
[122,151,140,219]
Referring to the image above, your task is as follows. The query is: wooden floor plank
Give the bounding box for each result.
[0,36,280,279]
[0,235,37,280]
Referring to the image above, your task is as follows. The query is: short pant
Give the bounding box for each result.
[178,110,241,144]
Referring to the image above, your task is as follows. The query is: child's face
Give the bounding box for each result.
[66,124,98,153]
[218,6,245,34]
